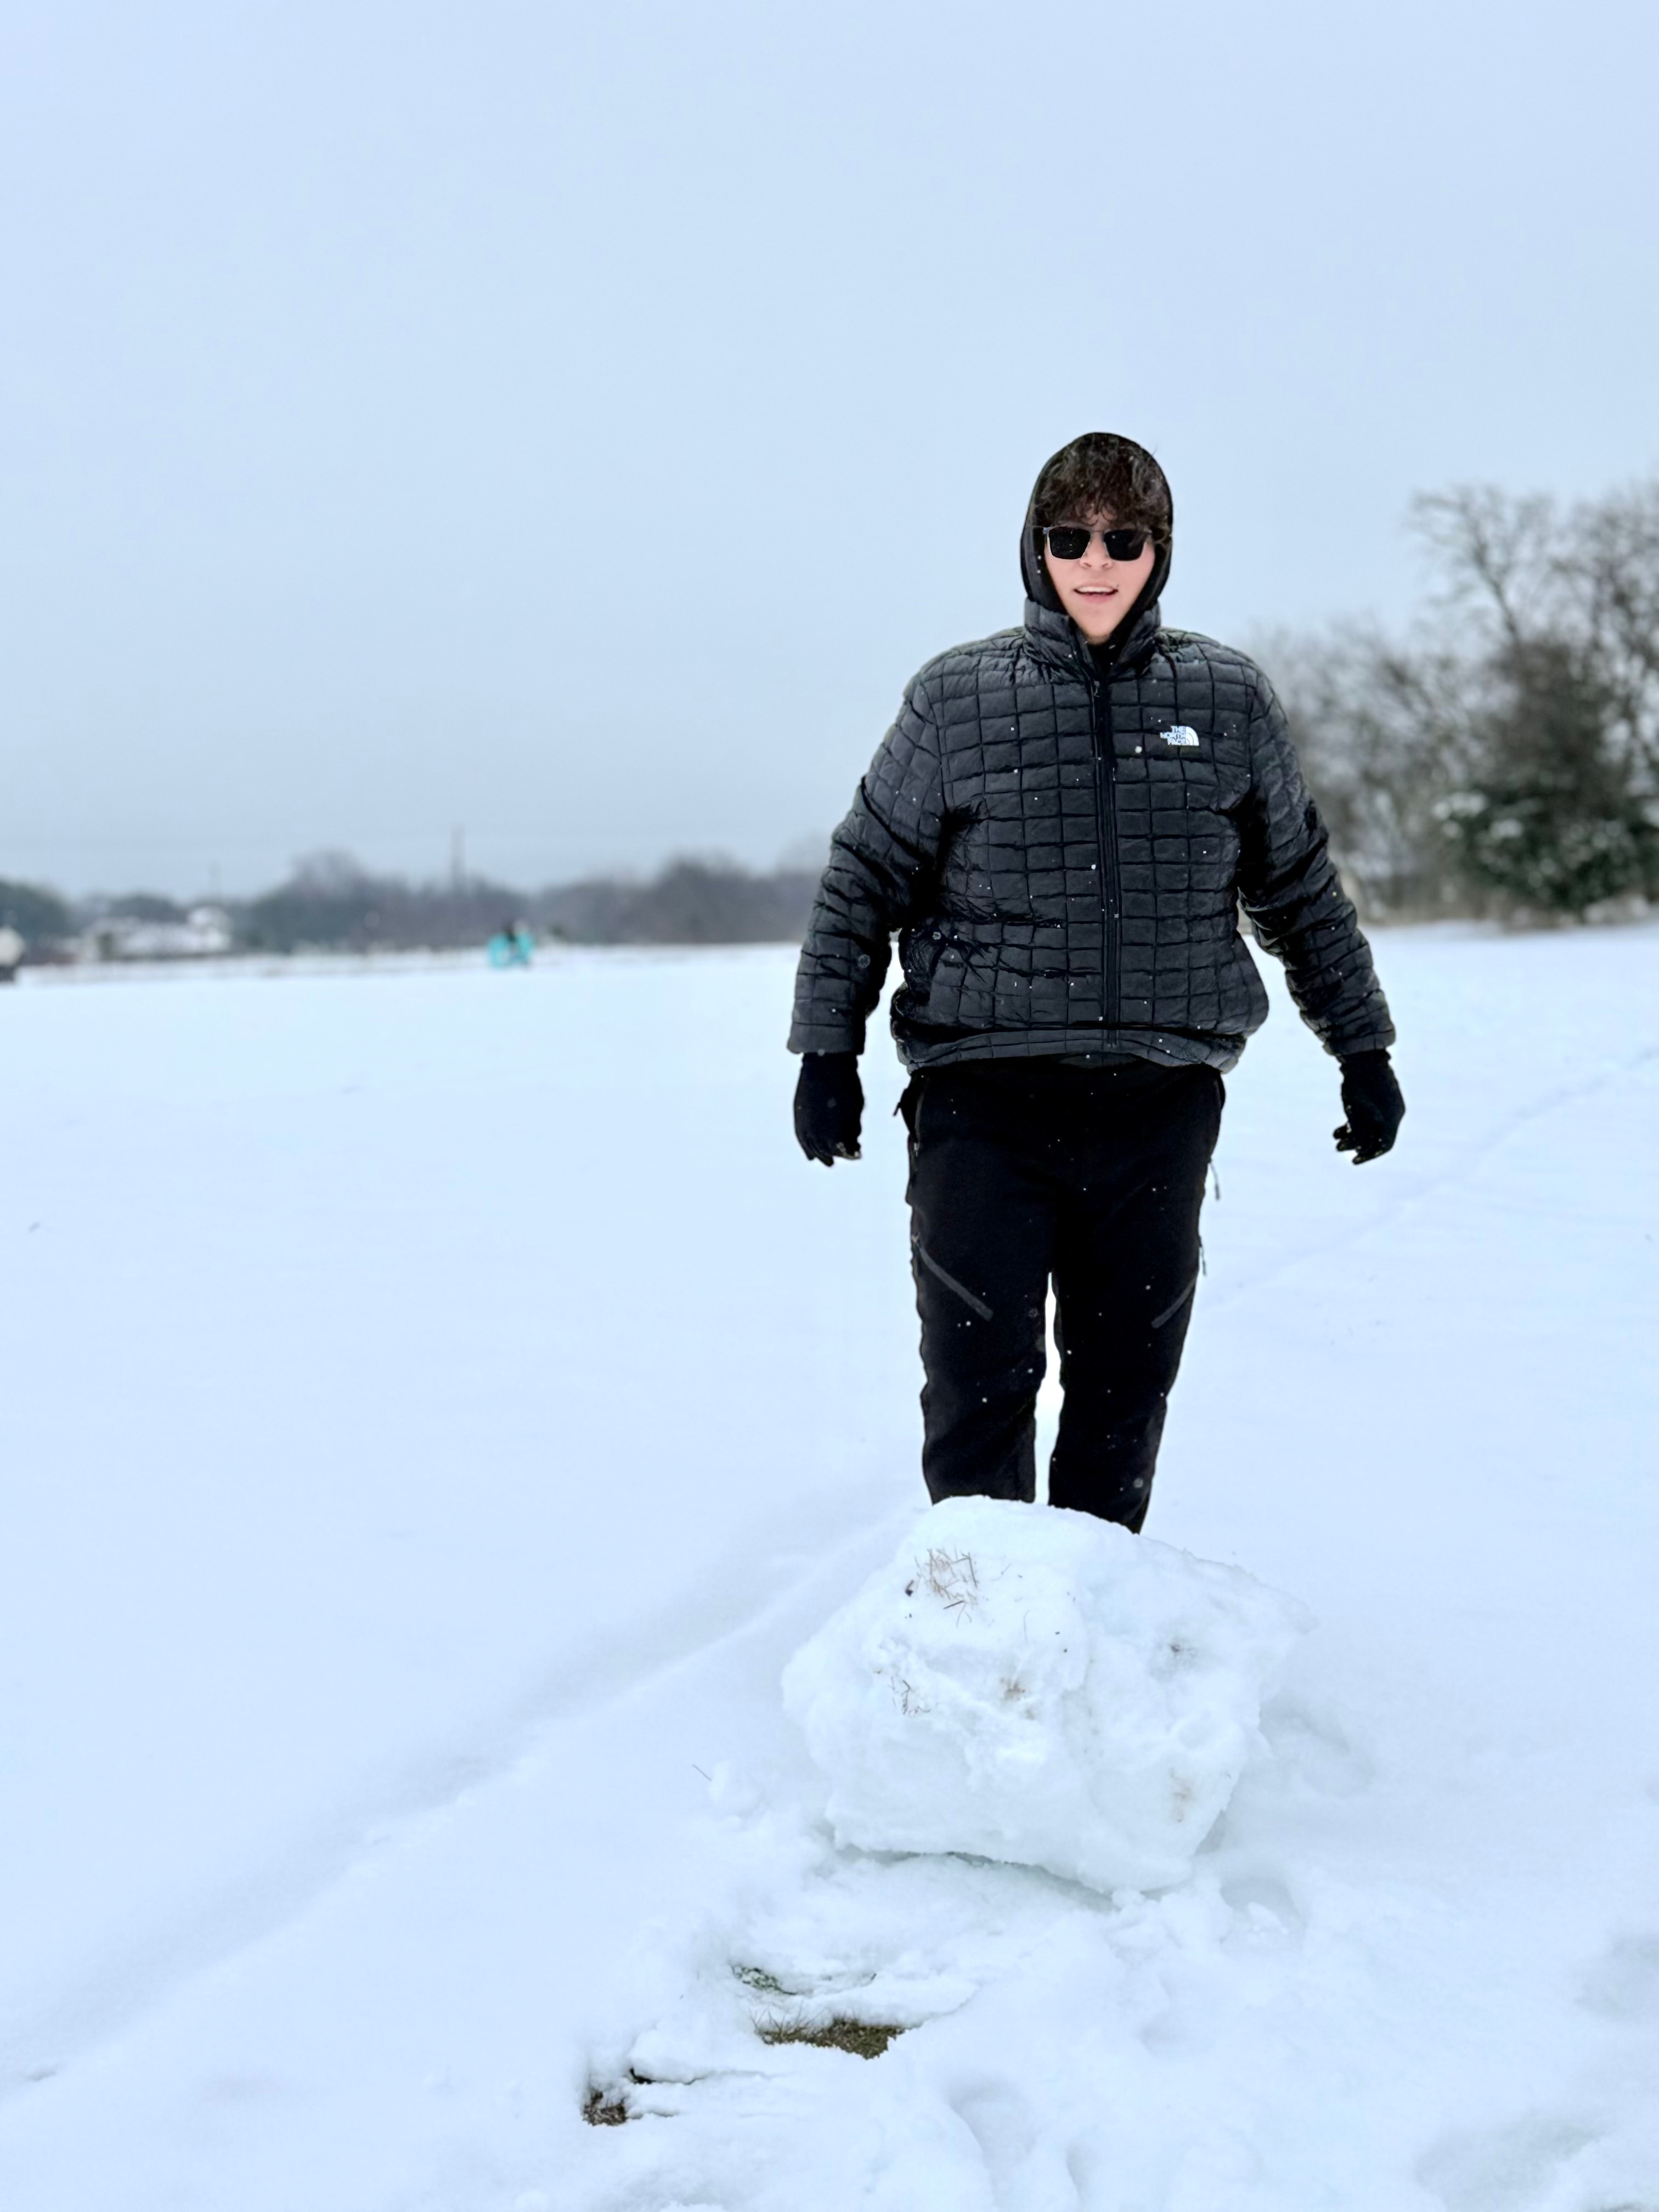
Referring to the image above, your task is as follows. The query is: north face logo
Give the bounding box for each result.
[1163,726,1200,747]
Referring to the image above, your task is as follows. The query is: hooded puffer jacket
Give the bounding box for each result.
[788,439,1393,1073]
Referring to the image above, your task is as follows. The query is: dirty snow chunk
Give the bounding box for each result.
[783,1498,1308,1893]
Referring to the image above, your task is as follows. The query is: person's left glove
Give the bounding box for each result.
[1335,1048,1405,1165]
[793,1051,863,1165]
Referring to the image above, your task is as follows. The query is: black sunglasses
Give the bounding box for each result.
[1040,523,1151,562]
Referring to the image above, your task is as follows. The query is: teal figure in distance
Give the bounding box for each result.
[487,921,535,969]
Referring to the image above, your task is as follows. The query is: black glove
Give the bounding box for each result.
[793,1051,863,1165]
[1335,1049,1405,1165]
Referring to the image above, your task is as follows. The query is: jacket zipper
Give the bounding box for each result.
[1086,661,1120,1027]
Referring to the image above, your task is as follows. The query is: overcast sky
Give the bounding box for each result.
[3,0,1657,896]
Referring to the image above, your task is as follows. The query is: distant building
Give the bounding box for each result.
[82,905,235,962]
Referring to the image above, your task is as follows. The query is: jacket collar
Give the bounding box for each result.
[1023,594,1164,680]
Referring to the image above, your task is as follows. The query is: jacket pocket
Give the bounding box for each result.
[899,928,947,996]
[926,939,969,1024]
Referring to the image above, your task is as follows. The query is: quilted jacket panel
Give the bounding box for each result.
[789,599,1394,1073]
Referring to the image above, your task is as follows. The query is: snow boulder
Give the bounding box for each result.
[783,1497,1308,1894]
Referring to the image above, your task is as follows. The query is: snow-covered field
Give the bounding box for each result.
[1,925,1656,2211]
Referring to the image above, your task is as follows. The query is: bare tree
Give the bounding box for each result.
[1266,475,1659,922]
[1415,486,1659,916]
[1261,623,1464,918]
[1409,487,1560,653]
[1572,480,1659,777]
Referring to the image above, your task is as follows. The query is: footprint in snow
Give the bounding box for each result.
[1578,1932,1659,2023]
[1417,2114,1601,2212]
[1256,1687,1375,1798]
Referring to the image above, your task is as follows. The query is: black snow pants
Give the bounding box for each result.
[900,1058,1223,1530]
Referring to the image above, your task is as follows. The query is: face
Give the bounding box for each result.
[1043,511,1158,644]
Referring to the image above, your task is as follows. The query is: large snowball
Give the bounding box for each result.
[783,1498,1307,1894]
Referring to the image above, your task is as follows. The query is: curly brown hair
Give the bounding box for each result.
[1031,432,1172,541]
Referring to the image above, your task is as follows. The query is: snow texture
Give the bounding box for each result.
[784,1496,1307,1891]
[1,927,1658,2210]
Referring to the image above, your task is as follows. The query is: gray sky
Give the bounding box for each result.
[3,0,1657,897]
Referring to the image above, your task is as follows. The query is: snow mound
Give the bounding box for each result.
[783,1497,1308,1894]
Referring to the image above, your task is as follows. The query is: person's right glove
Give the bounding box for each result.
[793,1051,864,1165]
[1334,1049,1406,1165]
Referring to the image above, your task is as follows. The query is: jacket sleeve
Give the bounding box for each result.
[789,676,947,1055]
[1236,668,1396,1058]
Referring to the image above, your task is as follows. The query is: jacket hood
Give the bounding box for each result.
[1020,434,1173,668]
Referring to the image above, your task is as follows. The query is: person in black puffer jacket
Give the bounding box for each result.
[790,431,1403,1528]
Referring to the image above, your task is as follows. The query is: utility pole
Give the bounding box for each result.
[450,826,466,890]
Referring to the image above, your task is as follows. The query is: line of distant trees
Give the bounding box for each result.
[0,852,825,960]
[235,850,825,953]
[5,475,1657,957]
